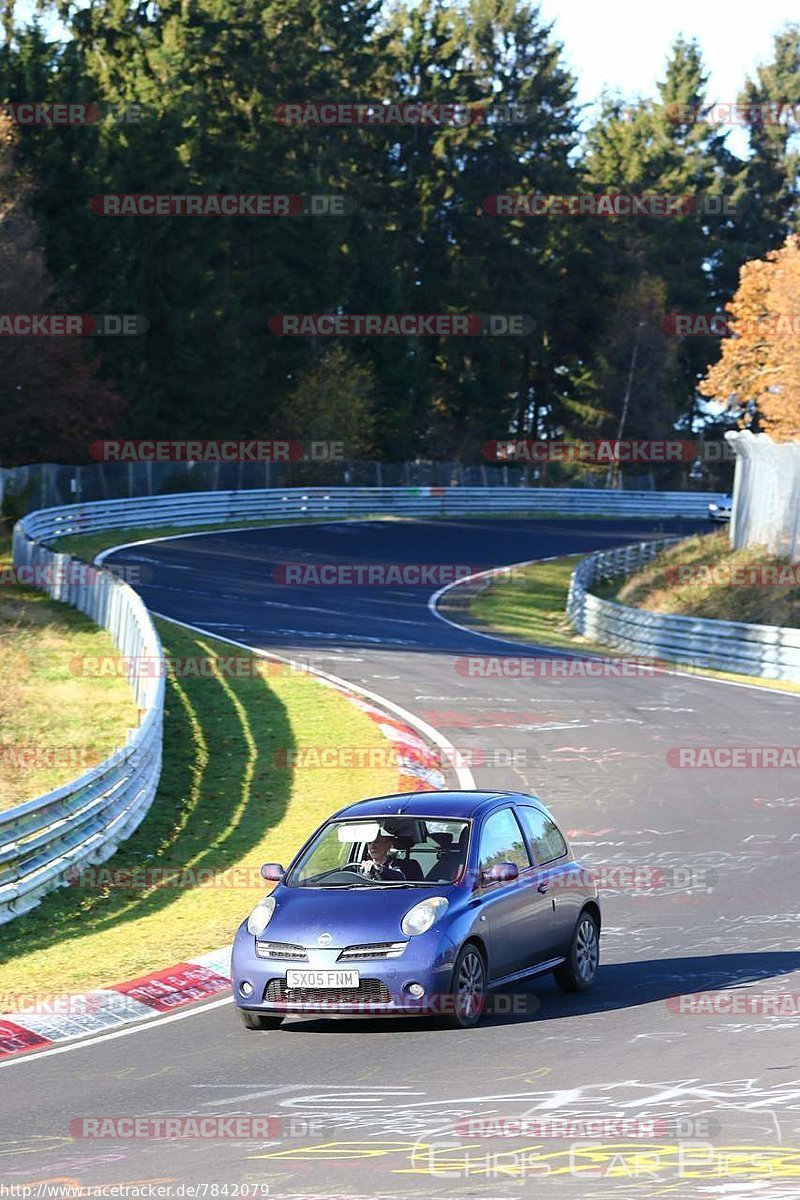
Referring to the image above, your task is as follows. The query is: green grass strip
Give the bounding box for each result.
[0,618,398,993]
[0,530,138,811]
[465,550,800,696]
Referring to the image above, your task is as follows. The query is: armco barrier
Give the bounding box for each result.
[2,525,164,924]
[16,485,716,540]
[3,485,715,924]
[567,539,800,683]
[0,459,723,514]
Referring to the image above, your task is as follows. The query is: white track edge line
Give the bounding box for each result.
[94,519,351,566]
[147,612,476,791]
[0,997,234,1070]
[429,558,800,699]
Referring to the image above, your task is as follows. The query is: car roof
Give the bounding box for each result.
[332,790,546,821]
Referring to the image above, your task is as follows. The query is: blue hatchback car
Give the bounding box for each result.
[231,790,601,1029]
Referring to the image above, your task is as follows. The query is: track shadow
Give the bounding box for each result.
[273,950,800,1034]
[0,622,296,961]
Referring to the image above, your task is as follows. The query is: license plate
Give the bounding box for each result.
[285,969,360,989]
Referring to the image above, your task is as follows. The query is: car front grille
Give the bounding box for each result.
[338,942,407,961]
[263,978,391,1006]
[255,941,309,961]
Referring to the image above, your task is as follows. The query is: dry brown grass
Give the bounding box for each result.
[613,529,800,627]
[0,523,138,809]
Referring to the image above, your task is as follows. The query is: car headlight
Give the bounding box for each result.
[401,896,449,936]
[709,504,718,511]
[246,896,276,937]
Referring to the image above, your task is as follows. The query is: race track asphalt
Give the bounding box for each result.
[3,517,799,1200]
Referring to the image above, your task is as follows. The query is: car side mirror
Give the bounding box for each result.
[261,863,285,882]
[480,861,519,885]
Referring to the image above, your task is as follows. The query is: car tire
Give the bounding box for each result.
[438,942,488,1029]
[239,1009,283,1031]
[554,911,600,993]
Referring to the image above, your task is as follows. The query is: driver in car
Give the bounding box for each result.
[360,833,406,881]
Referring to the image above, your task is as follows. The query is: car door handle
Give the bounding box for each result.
[537,882,549,893]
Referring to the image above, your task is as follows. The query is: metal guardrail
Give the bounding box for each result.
[0,459,720,514]
[18,486,717,540]
[3,484,718,924]
[567,540,800,683]
[2,524,164,924]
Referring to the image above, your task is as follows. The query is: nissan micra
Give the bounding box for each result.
[232,790,600,1029]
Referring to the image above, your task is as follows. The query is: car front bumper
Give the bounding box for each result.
[231,922,459,1017]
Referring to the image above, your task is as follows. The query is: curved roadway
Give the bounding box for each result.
[3,517,800,1199]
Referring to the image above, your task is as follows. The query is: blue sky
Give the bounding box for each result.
[538,0,797,155]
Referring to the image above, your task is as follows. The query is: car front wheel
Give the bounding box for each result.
[554,912,599,992]
[438,942,488,1028]
[239,1009,283,1031]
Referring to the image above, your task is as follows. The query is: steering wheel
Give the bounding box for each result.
[303,866,368,885]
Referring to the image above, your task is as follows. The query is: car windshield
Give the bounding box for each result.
[286,817,471,888]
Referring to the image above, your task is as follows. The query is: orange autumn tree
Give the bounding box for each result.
[699,235,800,441]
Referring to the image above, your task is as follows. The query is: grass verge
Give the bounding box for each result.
[444,554,611,656]
[0,618,398,994]
[51,517,349,563]
[0,525,138,811]
[608,528,800,627]
[463,547,800,696]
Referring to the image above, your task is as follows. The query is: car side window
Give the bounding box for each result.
[478,808,531,874]
[518,806,567,865]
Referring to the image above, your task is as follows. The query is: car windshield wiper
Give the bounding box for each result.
[297,877,435,889]
[379,881,430,887]
[299,881,374,889]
